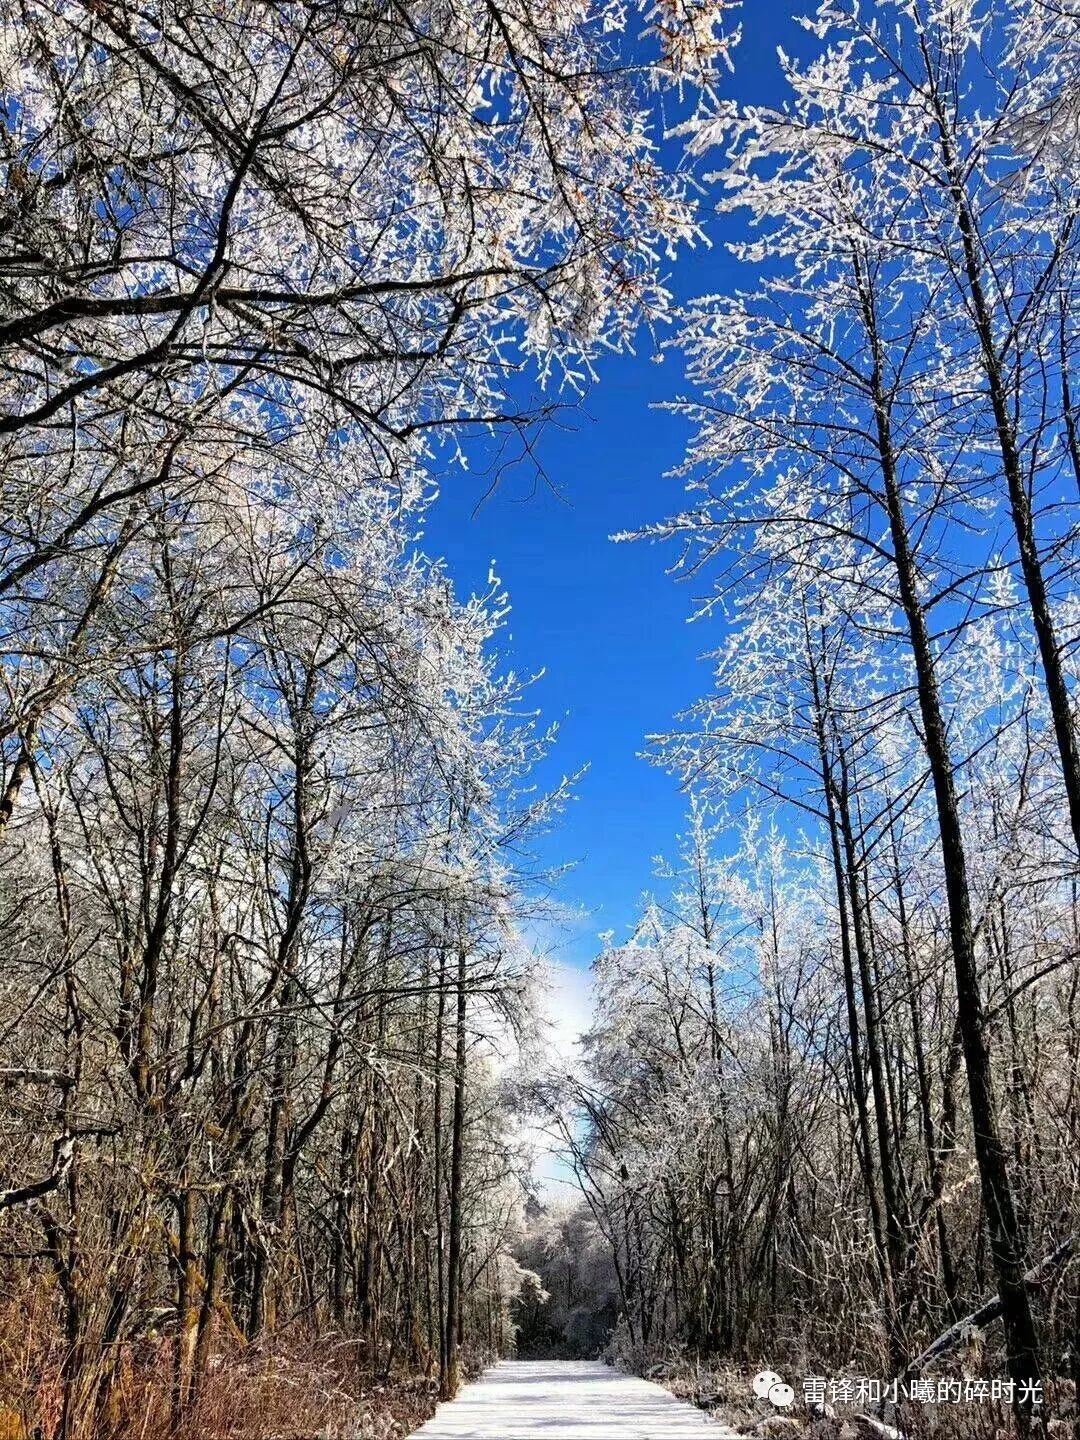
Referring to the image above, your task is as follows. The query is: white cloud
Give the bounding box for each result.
[522,954,596,1198]
[539,957,594,1075]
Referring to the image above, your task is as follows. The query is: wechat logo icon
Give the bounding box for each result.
[753,1370,795,1408]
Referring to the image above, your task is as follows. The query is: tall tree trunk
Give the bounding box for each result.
[173,1182,201,1425]
[834,745,908,1358]
[925,57,1080,861]
[856,246,1043,1404]
[442,937,468,1399]
[805,621,891,1292]
[434,945,448,1394]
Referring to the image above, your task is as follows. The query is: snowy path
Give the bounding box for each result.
[411,1359,739,1439]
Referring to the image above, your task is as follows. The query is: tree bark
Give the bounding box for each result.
[856,246,1044,1400]
[442,937,468,1399]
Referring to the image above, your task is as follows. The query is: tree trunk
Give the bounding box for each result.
[442,938,468,1399]
[856,246,1043,1403]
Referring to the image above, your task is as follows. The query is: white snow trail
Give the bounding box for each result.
[410,1359,742,1439]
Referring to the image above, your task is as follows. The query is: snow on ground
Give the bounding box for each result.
[410,1359,743,1439]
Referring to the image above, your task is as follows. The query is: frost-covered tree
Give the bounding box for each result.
[607,0,1080,1413]
[0,0,737,828]
[0,495,567,1432]
[0,4,741,1433]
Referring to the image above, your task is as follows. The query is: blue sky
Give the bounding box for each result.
[423,15,802,973]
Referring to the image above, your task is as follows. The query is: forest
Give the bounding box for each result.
[0,1,1078,1438]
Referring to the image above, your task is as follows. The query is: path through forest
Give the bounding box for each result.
[412,1360,740,1438]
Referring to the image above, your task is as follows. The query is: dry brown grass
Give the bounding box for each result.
[0,1298,441,1440]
